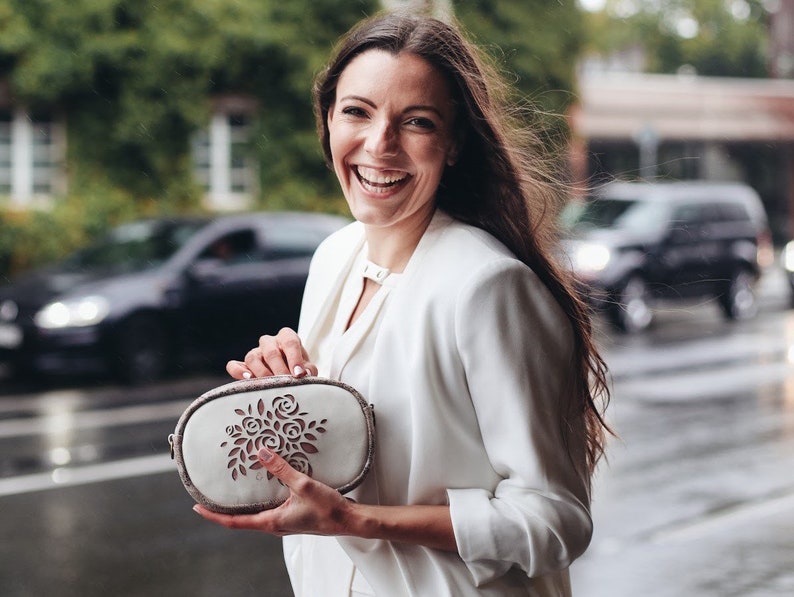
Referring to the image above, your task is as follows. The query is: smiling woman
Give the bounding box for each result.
[194,11,612,597]
[326,49,459,266]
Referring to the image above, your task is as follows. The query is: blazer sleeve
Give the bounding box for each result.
[446,259,593,585]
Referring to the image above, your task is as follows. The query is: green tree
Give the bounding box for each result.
[582,0,770,77]
[0,0,375,211]
[455,0,584,117]
[0,0,582,217]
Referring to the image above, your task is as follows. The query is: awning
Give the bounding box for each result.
[570,73,794,143]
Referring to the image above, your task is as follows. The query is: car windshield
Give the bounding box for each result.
[561,197,669,236]
[60,220,207,274]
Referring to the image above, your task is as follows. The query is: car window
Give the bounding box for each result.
[261,225,329,259]
[670,204,704,225]
[198,229,258,264]
[62,220,207,273]
[718,202,751,223]
[561,197,669,236]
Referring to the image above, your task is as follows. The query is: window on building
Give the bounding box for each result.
[192,111,257,211]
[0,109,61,204]
[0,111,13,195]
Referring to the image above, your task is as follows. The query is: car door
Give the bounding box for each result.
[657,203,714,298]
[176,221,325,367]
[176,226,275,366]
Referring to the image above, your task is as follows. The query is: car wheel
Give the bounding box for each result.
[720,269,758,321]
[113,314,170,384]
[609,276,653,334]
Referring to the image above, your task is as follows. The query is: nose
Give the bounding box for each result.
[364,119,399,158]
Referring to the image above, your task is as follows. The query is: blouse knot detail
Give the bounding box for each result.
[361,260,391,285]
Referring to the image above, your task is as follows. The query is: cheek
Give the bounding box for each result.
[328,126,354,168]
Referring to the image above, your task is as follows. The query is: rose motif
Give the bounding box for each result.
[221,393,326,482]
[288,453,313,476]
[242,416,264,434]
[259,430,287,452]
[273,394,299,416]
[281,419,305,440]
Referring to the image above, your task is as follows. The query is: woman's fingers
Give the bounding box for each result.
[257,448,306,489]
[274,328,318,377]
[226,359,254,379]
[193,448,354,537]
[232,329,315,378]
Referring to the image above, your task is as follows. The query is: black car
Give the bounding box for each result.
[560,181,772,333]
[0,211,349,382]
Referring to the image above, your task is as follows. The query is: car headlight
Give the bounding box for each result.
[573,243,612,273]
[34,296,111,329]
[783,242,794,273]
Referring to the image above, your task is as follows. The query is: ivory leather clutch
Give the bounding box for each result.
[169,375,375,514]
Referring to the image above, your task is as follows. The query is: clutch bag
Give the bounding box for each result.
[169,375,375,514]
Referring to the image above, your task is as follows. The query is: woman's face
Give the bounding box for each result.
[327,50,459,234]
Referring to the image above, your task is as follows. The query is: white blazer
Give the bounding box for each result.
[287,211,592,596]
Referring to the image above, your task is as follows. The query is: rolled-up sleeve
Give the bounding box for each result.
[446,260,593,586]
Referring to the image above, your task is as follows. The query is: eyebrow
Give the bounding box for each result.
[338,95,445,119]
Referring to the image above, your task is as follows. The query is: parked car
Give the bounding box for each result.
[559,181,772,333]
[0,211,349,382]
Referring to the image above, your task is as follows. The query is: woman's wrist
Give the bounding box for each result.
[340,502,458,552]
[341,500,379,539]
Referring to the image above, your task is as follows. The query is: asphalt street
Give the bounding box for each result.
[1,264,792,596]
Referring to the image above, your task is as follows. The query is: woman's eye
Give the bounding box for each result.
[341,106,367,118]
[406,117,436,130]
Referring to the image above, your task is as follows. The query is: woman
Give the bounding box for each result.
[194,11,611,596]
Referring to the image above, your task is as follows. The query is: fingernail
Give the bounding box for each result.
[242,371,252,379]
[258,448,274,462]
[192,505,201,513]
[293,365,305,377]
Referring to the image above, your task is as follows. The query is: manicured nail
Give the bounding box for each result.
[258,448,274,462]
[192,505,201,513]
[293,365,305,377]
[242,371,252,379]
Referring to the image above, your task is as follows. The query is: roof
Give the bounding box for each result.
[569,73,794,143]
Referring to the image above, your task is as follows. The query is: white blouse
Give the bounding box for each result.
[290,248,401,596]
[284,211,592,597]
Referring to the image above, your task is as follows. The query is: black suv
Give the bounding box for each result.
[560,181,772,333]
[0,211,348,382]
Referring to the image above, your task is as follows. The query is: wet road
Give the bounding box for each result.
[571,274,794,596]
[1,271,793,596]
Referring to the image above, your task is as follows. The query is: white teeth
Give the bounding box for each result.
[356,166,408,186]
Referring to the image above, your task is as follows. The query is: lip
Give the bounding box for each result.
[353,165,412,196]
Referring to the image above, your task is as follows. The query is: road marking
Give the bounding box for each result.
[0,400,190,439]
[0,453,176,497]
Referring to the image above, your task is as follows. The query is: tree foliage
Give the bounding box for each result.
[0,0,375,209]
[0,0,582,212]
[455,0,584,116]
[0,0,586,273]
[582,0,770,77]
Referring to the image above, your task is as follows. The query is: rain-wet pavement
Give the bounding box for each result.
[1,266,793,596]
[570,268,794,596]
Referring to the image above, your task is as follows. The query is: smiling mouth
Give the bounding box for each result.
[355,166,410,194]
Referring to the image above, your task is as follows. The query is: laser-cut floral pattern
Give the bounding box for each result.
[220,393,327,481]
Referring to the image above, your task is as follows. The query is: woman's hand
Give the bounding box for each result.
[194,450,459,552]
[226,327,318,379]
[193,448,356,537]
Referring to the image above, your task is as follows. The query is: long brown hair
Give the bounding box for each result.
[314,12,612,474]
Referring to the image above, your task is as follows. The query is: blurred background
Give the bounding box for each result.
[0,0,793,595]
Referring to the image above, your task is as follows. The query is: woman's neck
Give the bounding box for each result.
[363,209,435,273]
